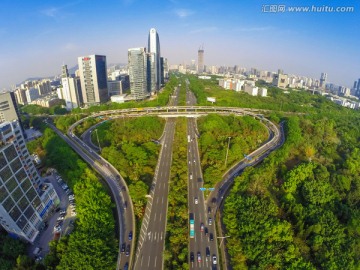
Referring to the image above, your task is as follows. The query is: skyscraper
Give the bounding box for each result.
[198,45,204,74]
[0,120,58,243]
[78,55,108,106]
[59,65,83,110]
[320,72,327,88]
[147,28,161,92]
[128,48,148,100]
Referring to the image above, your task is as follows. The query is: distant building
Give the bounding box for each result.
[258,88,268,97]
[25,88,40,103]
[198,46,204,74]
[0,92,22,124]
[0,120,59,243]
[32,94,63,108]
[244,84,258,96]
[14,89,27,105]
[128,48,148,100]
[78,55,108,106]
[59,65,83,110]
[108,75,130,97]
[148,28,161,92]
[272,73,288,88]
[320,72,327,88]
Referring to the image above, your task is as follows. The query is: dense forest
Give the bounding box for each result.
[94,116,165,230]
[164,118,189,269]
[197,114,268,188]
[187,76,360,269]
[27,128,118,270]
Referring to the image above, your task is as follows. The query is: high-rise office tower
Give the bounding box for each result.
[147,28,161,92]
[147,52,156,94]
[198,45,204,74]
[78,55,108,107]
[160,57,165,85]
[0,120,58,243]
[0,92,26,137]
[128,48,148,100]
[59,65,83,110]
[320,72,327,88]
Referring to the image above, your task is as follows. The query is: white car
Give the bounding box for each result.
[212,255,217,265]
[194,197,198,204]
[190,174,193,180]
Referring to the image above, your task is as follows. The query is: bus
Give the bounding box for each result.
[190,213,195,238]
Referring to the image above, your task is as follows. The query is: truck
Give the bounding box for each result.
[188,135,191,143]
[33,247,42,256]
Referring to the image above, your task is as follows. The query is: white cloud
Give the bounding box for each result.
[40,7,59,17]
[190,27,218,34]
[236,26,273,32]
[174,9,194,18]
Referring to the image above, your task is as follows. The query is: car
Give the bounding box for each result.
[55,220,63,226]
[124,201,127,209]
[193,159,196,163]
[200,223,204,232]
[69,199,75,204]
[208,207,211,214]
[197,252,201,263]
[209,233,214,241]
[190,252,194,262]
[57,216,64,221]
[69,195,75,199]
[205,227,208,236]
[123,262,129,270]
[206,247,210,257]
[35,256,43,262]
[53,225,62,232]
[65,189,71,195]
[208,217,212,226]
[59,210,66,215]
[125,244,130,256]
[121,243,126,253]
[190,173,193,180]
[128,231,133,241]
[212,255,217,264]
[121,186,126,192]
[194,197,198,204]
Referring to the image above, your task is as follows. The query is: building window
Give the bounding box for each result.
[0,166,12,181]
[18,196,30,211]
[0,185,7,203]
[4,145,17,162]
[10,158,22,174]
[11,186,24,202]
[2,196,15,212]
[15,215,27,230]
[5,177,18,193]
[9,205,21,221]
[20,178,31,193]
[0,152,6,168]
[15,169,27,183]
[24,206,35,220]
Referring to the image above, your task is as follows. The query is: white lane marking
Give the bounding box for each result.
[159,213,162,222]
[154,256,157,268]
[148,256,151,267]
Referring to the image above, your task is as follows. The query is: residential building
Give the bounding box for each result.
[258,88,268,97]
[0,120,58,243]
[320,72,327,88]
[244,84,258,96]
[59,65,83,110]
[14,89,27,105]
[128,48,148,100]
[273,73,288,88]
[0,92,22,125]
[25,88,40,103]
[78,55,108,106]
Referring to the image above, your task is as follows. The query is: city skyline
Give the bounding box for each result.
[0,0,359,90]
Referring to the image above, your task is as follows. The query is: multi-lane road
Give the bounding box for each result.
[53,90,283,270]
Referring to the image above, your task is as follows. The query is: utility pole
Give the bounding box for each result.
[224,136,231,167]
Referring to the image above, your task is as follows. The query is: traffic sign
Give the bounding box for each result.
[199,187,206,191]
[208,188,215,191]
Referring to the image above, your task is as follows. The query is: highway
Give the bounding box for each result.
[45,122,130,269]
[133,87,179,270]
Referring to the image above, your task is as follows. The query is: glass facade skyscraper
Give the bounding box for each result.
[128,48,148,100]
[147,28,161,93]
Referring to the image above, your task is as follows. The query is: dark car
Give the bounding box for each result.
[206,247,210,257]
[128,231,132,241]
[209,233,214,241]
[124,262,129,270]
[125,244,130,256]
[207,206,211,214]
[121,186,126,192]
[204,227,208,236]
[121,243,126,253]
[190,252,194,262]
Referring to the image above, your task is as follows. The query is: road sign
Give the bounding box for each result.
[199,187,206,191]
[208,188,215,191]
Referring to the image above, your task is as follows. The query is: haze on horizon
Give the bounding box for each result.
[0,0,359,91]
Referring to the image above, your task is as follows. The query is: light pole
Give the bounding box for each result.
[95,129,101,152]
[218,235,231,247]
[224,136,231,167]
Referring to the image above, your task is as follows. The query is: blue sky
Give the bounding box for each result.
[0,0,359,90]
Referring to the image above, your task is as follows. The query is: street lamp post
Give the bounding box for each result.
[95,129,101,152]
[224,136,231,167]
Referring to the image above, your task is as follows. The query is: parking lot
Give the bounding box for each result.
[29,170,76,261]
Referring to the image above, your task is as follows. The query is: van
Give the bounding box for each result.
[33,247,42,256]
